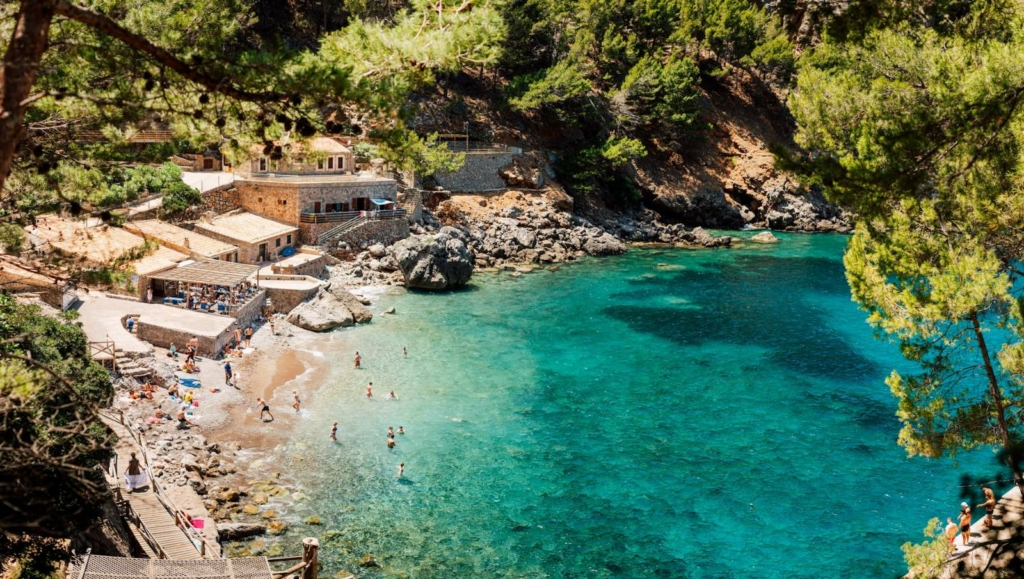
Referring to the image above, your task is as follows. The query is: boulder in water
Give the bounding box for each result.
[218,522,266,540]
[390,227,474,290]
[750,231,779,244]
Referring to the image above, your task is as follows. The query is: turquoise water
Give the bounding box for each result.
[258,233,1004,578]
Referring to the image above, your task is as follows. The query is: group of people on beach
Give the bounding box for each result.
[945,488,997,548]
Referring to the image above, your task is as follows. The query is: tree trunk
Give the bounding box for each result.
[971,312,1024,494]
[0,0,59,193]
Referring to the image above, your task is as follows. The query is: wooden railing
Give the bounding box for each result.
[89,341,117,372]
[100,409,219,558]
[299,208,406,224]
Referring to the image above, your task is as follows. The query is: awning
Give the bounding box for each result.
[148,259,259,287]
[370,198,394,205]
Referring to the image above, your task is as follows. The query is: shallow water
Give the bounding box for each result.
[253,233,1004,578]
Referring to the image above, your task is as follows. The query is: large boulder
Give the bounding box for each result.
[287,291,354,332]
[582,232,627,256]
[391,227,474,290]
[324,284,373,323]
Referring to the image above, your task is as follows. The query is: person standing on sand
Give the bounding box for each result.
[244,326,253,348]
[293,390,301,413]
[958,502,972,546]
[256,397,274,422]
[234,328,242,347]
[354,351,362,369]
[397,462,404,478]
[330,421,338,441]
[223,361,232,385]
[366,382,373,398]
[979,488,996,528]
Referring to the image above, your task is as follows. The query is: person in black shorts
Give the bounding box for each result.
[256,397,274,422]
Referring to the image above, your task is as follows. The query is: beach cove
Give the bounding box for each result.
[221,232,1003,578]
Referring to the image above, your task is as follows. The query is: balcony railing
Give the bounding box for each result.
[300,208,406,224]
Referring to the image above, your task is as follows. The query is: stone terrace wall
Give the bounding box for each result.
[262,281,320,314]
[137,320,234,360]
[198,184,240,215]
[433,152,515,192]
[272,253,328,278]
[336,218,409,250]
[231,290,266,328]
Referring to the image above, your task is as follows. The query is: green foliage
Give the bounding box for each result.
[0,293,114,576]
[352,141,379,158]
[617,53,702,128]
[161,180,203,213]
[508,61,591,112]
[558,136,646,205]
[901,518,953,579]
[0,223,25,254]
[791,0,1024,505]
[374,131,465,175]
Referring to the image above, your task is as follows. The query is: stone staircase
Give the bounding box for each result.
[114,348,152,379]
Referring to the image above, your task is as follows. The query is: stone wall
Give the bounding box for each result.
[234,178,398,244]
[433,152,516,192]
[231,290,266,328]
[136,320,234,360]
[261,280,320,314]
[398,189,422,223]
[272,251,328,278]
[198,184,240,215]
[335,218,409,249]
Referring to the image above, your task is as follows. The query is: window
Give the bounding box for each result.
[338,156,345,170]
[283,200,287,206]
[276,238,282,248]
[327,157,334,170]
[258,158,267,172]
[258,197,263,203]
[287,234,292,244]
[317,158,324,170]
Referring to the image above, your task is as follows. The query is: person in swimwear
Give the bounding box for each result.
[958,502,972,546]
[978,488,996,528]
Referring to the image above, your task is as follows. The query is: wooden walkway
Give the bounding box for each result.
[102,415,205,560]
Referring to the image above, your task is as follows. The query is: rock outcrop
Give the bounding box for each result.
[285,283,374,332]
[750,231,779,243]
[218,523,267,541]
[390,226,474,290]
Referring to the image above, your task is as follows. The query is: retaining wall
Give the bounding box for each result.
[262,283,320,314]
[433,152,515,192]
[336,218,409,249]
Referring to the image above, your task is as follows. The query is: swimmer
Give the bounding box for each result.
[387,436,395,450]
[397,462,404,478]
[387,426,394,437]
[354,351,361,369]
[330,421,338,441]
[387,390,397,400]
[397,426,405,435]
[402,347,407,357]
[366,382,373,399]
[292,390,301,413]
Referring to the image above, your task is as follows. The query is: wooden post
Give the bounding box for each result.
[301,538,319,579]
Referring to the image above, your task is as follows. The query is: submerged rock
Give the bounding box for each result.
[218,523,266,540]
[304,516,322,525]
[750,231,779,243]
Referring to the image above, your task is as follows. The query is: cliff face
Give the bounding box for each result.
[412,66,849,233]
[633,69,850,233]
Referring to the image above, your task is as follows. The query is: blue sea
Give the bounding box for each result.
[247,232,1006,578]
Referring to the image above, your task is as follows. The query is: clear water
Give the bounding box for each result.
[254,233,1005,578]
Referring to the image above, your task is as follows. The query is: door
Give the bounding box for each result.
[258,243,268,261]
[203,158,214,170]
[314,201,322,213]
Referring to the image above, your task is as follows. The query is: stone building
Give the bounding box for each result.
[192,210,299,264]
[124,219,239,262]
[233,136,398,243]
